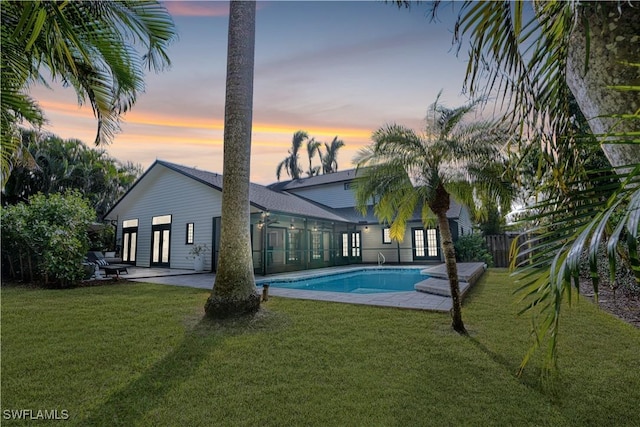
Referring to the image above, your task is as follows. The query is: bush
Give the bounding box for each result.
[454,233,494,267]
[1,191,95,288]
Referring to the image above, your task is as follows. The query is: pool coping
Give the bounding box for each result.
[256,265,454,312]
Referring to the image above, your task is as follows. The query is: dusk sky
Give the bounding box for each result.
[31,0,474,185]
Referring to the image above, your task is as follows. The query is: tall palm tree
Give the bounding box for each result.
[320,136,345,174]
[205,0,260,319]
[276,130,307,180]
[306,138,321,177]
[353,94,512,334]
[1,0,176,183]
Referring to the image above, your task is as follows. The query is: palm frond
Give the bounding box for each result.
[513,163,640,372]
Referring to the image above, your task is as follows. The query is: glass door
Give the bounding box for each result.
[121,219,138,264]
[151,215,171,267]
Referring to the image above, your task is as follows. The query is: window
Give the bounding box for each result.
[414,229,425,257]
[152,215,171,225]
[341,232,361,258]
[351,232,361,257]
[426,229,438,257]
[412,228,439,260]
[382,227,392,244]
[123,219,138,228]
[343,182,353,190]
[186,223,194,244]
[311,231,322,260]
[342,233,350,257]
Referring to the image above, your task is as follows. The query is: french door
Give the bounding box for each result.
[121,219,138,264]
[151,215,171,267]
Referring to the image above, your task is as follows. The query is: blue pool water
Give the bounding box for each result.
[260,269,426,294]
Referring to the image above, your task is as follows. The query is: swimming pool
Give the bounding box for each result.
[258,268,426,294]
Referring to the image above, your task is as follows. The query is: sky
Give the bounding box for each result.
[30,0,474,185]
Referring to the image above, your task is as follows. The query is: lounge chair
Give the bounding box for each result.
[86,251,129,279]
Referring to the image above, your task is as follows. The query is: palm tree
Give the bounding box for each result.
[353,94,512,334]
[451,1,639,169]
[444,0,640,369]
[1,0,176,183]
[3,131,141,216]
[320,136,345,174]
[205,0,261,319]
[306,138,321,177]
[276,130,308,180]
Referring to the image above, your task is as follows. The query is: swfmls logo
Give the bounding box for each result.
[3,409,69,420]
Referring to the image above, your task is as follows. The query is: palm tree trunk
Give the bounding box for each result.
[205,0,260,319]
[436,211,467,334]
[566,2,640,168]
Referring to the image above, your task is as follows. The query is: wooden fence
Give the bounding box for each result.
[484,234,527,268]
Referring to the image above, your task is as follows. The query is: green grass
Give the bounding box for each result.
[2,270,639,426]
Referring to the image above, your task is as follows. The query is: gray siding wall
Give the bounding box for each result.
[358,224,416,264]
[456,206,474,237]
[287,182,356,208]
[107,165,222,270]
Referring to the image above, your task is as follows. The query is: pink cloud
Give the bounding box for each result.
[163,1,229,17]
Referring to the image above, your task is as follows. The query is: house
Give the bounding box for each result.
[103,160,474,275]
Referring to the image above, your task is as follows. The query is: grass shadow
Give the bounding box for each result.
[77,308,288,426]
[465,327,565,403]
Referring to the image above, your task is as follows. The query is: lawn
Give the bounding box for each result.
[2,270,639,426]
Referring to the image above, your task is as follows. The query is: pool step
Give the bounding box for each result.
[414,278,471,297]
[416,262,486,298]
[420,262,486,283]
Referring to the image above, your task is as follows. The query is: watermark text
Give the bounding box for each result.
[3,409,69,421]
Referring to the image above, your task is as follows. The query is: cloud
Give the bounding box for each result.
[255,30,430,79]
[163,1,229,17]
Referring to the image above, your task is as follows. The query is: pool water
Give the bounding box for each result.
[261,269,426,294]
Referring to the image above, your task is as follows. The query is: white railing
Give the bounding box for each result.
[377,252,386,266]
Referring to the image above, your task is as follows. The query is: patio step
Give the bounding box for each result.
[414,278,471,297]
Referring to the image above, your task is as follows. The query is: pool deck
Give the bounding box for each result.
[125,263,486,313]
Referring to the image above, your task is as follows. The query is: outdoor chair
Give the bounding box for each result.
[86,251,129,279]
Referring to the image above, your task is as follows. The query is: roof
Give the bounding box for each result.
[105,160,466,223]
[333,199,464,225]
[268,168,361,191]
[104,160,351,223]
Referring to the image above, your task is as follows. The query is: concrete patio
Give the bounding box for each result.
[123,263,487,312]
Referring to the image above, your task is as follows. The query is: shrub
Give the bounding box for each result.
[1,191,95,288]
[454,233,494,267]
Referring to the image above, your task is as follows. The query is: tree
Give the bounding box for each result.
[353,94,512,333]
[3,131,142,217]
[276,130,308,180]
[320,136,345,174]
[1,0,176,183]
[204,0,261,319]
[446,0,640,370]
[306,138,321,177]
[451,1,639,168]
